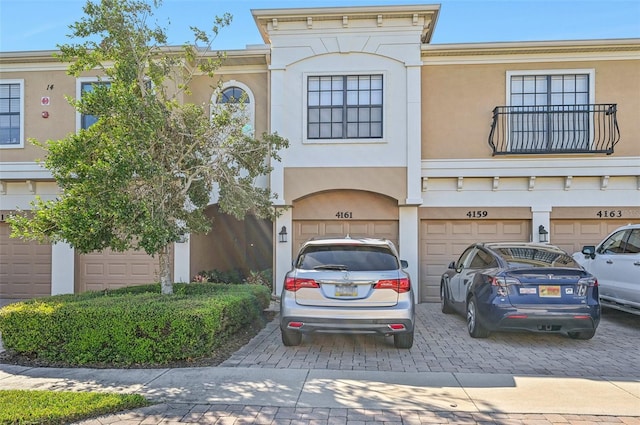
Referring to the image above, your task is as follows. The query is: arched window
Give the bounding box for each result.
[213,82,255,136]
[218,87,249,104]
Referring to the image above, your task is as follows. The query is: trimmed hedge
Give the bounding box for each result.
[0,283,271,366]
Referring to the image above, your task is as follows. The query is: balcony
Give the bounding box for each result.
[488,104,620,156]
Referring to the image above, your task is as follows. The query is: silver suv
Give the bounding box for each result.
[279,237,415,348]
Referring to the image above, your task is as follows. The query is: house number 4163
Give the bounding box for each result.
[336,212,353,219]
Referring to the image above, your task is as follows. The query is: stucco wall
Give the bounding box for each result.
[421,59,640,159]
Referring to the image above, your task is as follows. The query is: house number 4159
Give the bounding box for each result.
[336,212,353,219]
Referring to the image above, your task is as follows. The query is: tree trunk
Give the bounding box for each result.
[159,245,173,295]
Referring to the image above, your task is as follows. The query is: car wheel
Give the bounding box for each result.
[466,296,490,338]
[568,330,596,340]
[281,329,302,346]
[393,331,414,349]
[440,283,454,314]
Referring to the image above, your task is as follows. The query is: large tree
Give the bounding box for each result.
[8,0,288,294]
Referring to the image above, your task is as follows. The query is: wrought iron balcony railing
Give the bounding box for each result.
[488,104,620,156]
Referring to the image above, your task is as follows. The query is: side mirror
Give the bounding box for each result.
[581,246,596,260]
[400,260,409,269]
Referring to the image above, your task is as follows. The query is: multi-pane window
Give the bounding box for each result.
[218,87,249,104]
[215,85,254,136]
[307,75,383,139]
[509,73,590,152]
[80,81,110,129]
[0,82,22,145]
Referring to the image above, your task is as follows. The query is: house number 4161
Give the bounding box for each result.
[336,212,353,219]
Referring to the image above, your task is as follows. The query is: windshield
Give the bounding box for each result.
[297,245,399,271]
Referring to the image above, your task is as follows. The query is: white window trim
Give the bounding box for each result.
[504,68,596,153]
[0,79,25,149]
[75,76,111,132]
[505,68,596,106]
[212,80,256,134]
[302,71,388,145]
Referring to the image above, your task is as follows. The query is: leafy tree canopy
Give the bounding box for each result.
[8,0,288,294]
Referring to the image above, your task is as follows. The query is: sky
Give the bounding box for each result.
[0,0,639,52]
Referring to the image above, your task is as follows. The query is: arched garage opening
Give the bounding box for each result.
[292,190,399,253]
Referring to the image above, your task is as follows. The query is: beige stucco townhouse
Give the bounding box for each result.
[1,4,639,302]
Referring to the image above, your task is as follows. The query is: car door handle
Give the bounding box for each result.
[634,261,640,266]
[606,260,613,264]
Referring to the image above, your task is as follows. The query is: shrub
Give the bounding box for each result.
[194,269,244,284]
[244,269,273,291]
[0,283,271,366]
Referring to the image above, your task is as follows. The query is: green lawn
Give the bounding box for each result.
[0,389,150,425]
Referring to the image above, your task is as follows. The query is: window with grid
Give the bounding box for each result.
[307,75,383,140]
[509,73,590,152]
[80,81,111,129]
[0,82,22,145]
[215,86,254,136]
[218,87,249,104]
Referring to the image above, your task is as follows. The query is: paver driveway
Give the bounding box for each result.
[223,303,640,378]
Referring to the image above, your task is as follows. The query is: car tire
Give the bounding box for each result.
[568,330,596,340]
[393,331,414,349]
[440,283,454,314]
[281,329,302,346]
[467,296,490,338]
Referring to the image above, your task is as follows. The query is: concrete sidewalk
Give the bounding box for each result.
[1,363,639,417]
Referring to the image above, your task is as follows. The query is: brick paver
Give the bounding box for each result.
[77,403,640,424]
[73,304,639,424]
[222,303,640,378]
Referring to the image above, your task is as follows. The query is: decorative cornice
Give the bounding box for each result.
[252,5,440,44]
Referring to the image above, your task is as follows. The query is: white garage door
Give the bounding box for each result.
[75,248,161,293]
[0,222,51,299]
[420,220,530,302]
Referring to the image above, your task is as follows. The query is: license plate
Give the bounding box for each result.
[539,285,561,298]
[335,285,357,297]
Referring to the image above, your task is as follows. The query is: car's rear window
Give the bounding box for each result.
[297,245,399,271]
[494,247,580,269]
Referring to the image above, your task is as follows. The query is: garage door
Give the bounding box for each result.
[293,220,399,253]
[292,190,400,254]
[420,219,530,302]
[552,219,633,256]
[0,222,51,299]
[75,248,161,293]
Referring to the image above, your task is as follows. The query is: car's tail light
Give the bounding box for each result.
[578,277,598,287]
[577,277,598,296]
[374,277,411,293]
[284,277,319,291]
[490,276,521,287]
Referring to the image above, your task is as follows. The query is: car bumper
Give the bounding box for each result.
[280,292,415,335]
[478,303,600,333]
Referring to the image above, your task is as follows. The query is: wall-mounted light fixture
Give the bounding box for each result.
[538,225,549,243]
[278,226,288,243]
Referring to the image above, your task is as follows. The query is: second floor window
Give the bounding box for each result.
[215,85,254,136]
[509,73,590,152]
[307,75,383,140]
[0,81,22,146]
[218,87,249,104]
[80,81,110,129]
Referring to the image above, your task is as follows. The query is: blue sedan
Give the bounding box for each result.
[440,242,600,339]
